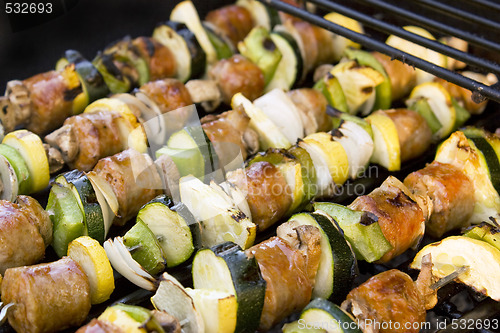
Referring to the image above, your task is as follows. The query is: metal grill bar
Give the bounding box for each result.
[416,0,500,31]
[353,0,500,53]
[470,0,500,12]
[258,0,500,103]
[306,0,500,75]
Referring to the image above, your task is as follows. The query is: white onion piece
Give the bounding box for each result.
[334,121,374,179]
[0,155,18,202]
[104,238,157,291]
[254,89,305,144]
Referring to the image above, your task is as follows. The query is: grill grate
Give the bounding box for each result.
[259,0,500,104]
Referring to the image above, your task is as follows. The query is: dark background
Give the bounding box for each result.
[0,0,233,92]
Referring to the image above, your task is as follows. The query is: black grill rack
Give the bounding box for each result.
[259,0,500,104]
[257,1,500,332]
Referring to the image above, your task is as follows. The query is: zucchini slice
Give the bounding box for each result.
[152,273,205,333]
[0,155,17,202]
[344,48,391,111]
[192,242,266,333]
[313,202,392,262]
[203,22,234,60]
[298,139,335,198]
[237,26,282,85]
[137,195,197,267]
[265,31,303,92]
[123,219,167,275]
[55,170,105,244]
[462,127,500,196]
[47,184,86,257]
[293,298,362,333]
[408,97,442,134]
[0,143,29,195]
[153,21,206,82]
[464,222,500,252]
[407,82,456,139]
[170,0,217,66]
[411,236,500,301]
[56,49,110,109]
[314,74,349,113]
[435,130,500,223]
[366,111,401,171]
[288,145,317,204]
[185,288,237,333]
[236,0,280,30]
[179,175,256,250]
[3,130,49,193]
[303,133,349,186]
[329,61,385,115]
[286,213,357,303]
[167,126,221,182]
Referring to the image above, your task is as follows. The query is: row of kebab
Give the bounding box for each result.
[0,0,499,332]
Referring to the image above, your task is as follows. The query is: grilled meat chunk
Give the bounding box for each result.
[93,149,162,225]
[209,54,265,105]
[287,88,332,135]
[342,269,426,333]
[1,257,91,333]
[382,109,432,162]
[372,52,417,101]
[246,236,317,330]
[227,161,292,231]
[139,79,193,114]
[349,176,425,262]
[61,111,124,171]
[16,195,52,246]
[205,5,254,47]
[132,37,177,81]
[404,161,474,238]
[0,200,46,274]
[22,70,78,134]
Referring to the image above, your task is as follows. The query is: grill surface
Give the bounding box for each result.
[0,1,499,332]
[260,0,500,104]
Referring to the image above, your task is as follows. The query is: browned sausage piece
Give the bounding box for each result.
[434,77,487,114]
[1,257,91,333]
[205,5,254,47]
[381,109,432,162]
[209,55,265,105]
[93,149,162,225]
[372,52,417,102]
[287,88,331,135]
[227,161,292,231]
[246,236,314,331]
[64,111,124,171]
[139,79,193,114]
[16,195,52,246]
[132,37,177,81]
[23,70,76,135]
[0,200,45,274]
[404,161,474,238]
[342,269,426,333]
[349,177,425,263]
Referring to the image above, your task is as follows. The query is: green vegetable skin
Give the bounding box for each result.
[47,184,85,257]
[192,242,266,333]
[92,55,131,94]
[344,49,392,111]
[204,24,233,60]
[238,26,282,85]
[123,219,166,275]
[330,110,373,138]
[314,74,349,113]
[0,143,30,194]
[409,98,442,134]
[110,303,166,332]
[464,222,500,251]
[156,146,205,179]
[314,202,392,262]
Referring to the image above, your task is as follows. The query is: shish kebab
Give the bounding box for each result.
[0,61,492,273]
